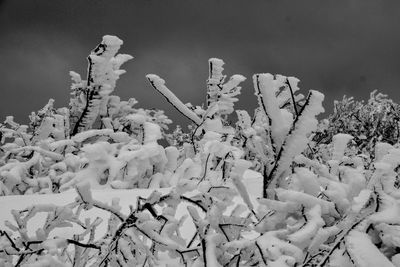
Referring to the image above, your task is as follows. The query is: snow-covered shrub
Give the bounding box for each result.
[1,35,400,266]
[3,138,400,266]
[148,61,324,198]
[0,36,172,195]
[314,90,400,158]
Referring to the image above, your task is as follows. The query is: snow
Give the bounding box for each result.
[102,35,123,47]
[208,58,224,82]
[215,73,246,115]
[392,254,400,267]
[21,255,67,267]
[70,35,132,133]
[268,90,324,190]
[253,73,288,149]
[0,169,263,240]
[205,232,223,267]
[144,121,162,143]
[346,230,395,267]
[69,71,82,83]
[4,34,400,266]
[351,189,372,213]
[375,142,393,161]
[0,188,169,240]
[222,74,246,92]
[369,192,400,225]
[125,113,147,124]
[332,133,353,161]
[75,181,94,208]
[146,74,202,125]
[231,159,255,211]
[287,205,325,247]
[375,223,400,248]
[71,129,114,143]
[275,188,338,216]
[42,238,68,253]
[290,167,320,196]
[207,58,225,107]
[257,231,303,264]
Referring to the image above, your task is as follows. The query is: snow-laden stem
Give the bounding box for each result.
[146,74,202,125]
[265,90,324,197]
[71,36,132,135]
[207,58,225,107]
[286,78,299,116]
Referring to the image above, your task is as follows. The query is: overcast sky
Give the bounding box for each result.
[1,0,400,126]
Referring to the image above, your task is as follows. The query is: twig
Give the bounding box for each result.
[0,230,19,252]
[201,238,207,267]
[198,153,212,184]
[255,241,267,266]
[286,78,298,117]
[146,75,202,126]
[67,239,101,250]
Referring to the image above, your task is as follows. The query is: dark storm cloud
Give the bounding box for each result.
[1,0,400,126]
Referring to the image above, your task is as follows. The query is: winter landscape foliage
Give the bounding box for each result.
[0,35,400,266]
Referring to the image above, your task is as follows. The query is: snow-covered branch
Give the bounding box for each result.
[146,74,202,126]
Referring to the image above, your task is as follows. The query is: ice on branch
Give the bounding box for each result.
[287,205,325,246]
[253,73,292,150]
[70,35,133,135]
[207,58,225,107]
[332,133,353,161]
[346,231,394,267]
[207,58,246,115]
[266,90,324,194]
[146,74,202,125]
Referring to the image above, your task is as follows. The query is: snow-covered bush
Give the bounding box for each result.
[0,36,172,195]
[1,35,400,266]
[314,90,400,158]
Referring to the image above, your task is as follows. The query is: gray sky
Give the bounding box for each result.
[1,0,400,126]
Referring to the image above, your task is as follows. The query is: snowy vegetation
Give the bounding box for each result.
[0,35,400,266]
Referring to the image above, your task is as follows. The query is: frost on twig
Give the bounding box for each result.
[345,231,394,267]
[146,74,202,126]
[206,58,246,115]
[70,35,133,135]
[253,73,290,151]
[265,90,324,197]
